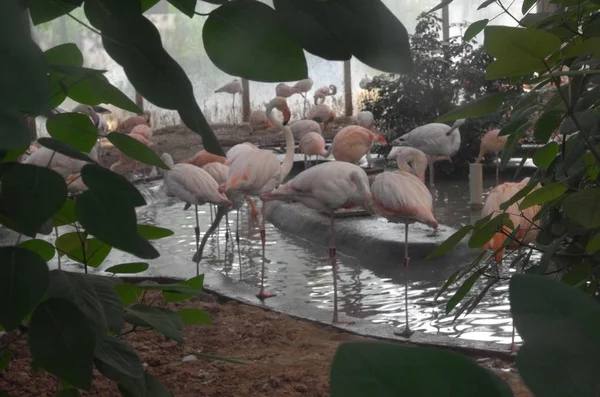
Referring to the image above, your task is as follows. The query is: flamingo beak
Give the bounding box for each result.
[282,107,291,126]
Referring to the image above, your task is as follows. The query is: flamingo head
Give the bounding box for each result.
[446,118,466,135]
[270,97,291,125]
[371,132,387,145]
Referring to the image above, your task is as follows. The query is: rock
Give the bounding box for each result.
[294,384,308,393]
[182,355,197,363]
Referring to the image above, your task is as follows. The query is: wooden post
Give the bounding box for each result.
[343,60,352,117]
[242,78,250,122]
[442,5,450,41]
[135,91,144,114]
[469,163,483,209]
[22,11,37,141]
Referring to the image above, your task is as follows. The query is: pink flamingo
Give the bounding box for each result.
[476,129,507,185]
[312,84,337,104]
[293,77,314,116]
[226,142,259,166]
[299,132,328,169]
[275,83,300,98]
[394,119,465,189]
[130,124,153,142]
[249,110,273,134]
[480,177,540,352]
[371,155,439,337]
[183,150,227,168]
[260,161,375,323]
[289,120,322,140]
[308,93,336,135]
[196,97,294,300]
[388,147,452,182]
[330,125,387,168]
[215,79,243,122]
[116,113,151,133]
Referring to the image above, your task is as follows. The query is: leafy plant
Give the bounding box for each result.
[1,0,414,395]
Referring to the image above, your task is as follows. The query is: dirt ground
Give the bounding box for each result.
[0,292,532,397]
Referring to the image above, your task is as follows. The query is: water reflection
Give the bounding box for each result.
[44,176,534,346]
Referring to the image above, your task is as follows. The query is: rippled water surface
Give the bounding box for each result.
[49,169,536,346]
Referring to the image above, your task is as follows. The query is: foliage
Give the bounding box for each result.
[361,13,523,170]
[331,274,600,397]
[1,0,414,395]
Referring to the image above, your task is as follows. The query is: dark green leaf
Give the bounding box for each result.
[435,270,461,301]
[18,239,56,261]
[586,233,600,254]
[37,137,97,164]
[55,231,86,258]
[107,133,168,170]
[123,304,184,343]
[330,342,513,397]
[81,164,146,207]
[437,92,509,122]
[521,0,537,13]
[84,0,224,156]
[114,283,143,306]
[520,183,566,209]
[137,224,174,240]
[466,279,497,315]
[141,0,160,12]
[66,238,111,268]
[427,0,453,14]
[560,109,600,136]
[484,26,561,78]
[168,0,197,17]
[0,163,66,235]
[468,214,511,248]
[0,350,12,371]
[94,336,144,380]
[178,308,211,325]
[86,275,124,333]
[28,298,95,390]
[464,19,489,42]
[562,188,600,229]
[427,225,472,259]
[46,113,98,153]
[75,191,159,259]
[0,247,49,330]
[532,142,559,169]
[46,270,108,339]
[29,0,83,25]
[203,0,307,82]
[0,110,34,151]
[273,0,351,61]
[162,274,205,302]
[445,267,486,314]
[44,43,84,66]
[105,262,149,274]
[477,0,495,9]
[1,0,50,114]
[534,110,563,142]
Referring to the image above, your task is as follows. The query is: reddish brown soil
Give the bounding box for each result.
[0,294,532,397]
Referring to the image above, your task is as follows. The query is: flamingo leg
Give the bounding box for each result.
[231,93,236,123]
[330,213,353,325]
[194,204,201,276]
[210,204,214,223]
[236,210,242,280]
[428,156,435,190]
[304,154,309,170]
[257,203,276,300]
[495,154,500,186]
[395,223,414,338]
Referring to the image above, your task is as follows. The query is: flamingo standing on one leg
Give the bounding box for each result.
[476,129,507,186]
[394,119,465,190]
[194,97,295,300]
[260,162,375,323]
[370,154,439,337]
[329,125,387,168]
[299,132,328,169]
[480,176,541,354]
[225,142,260,219]
[293,77,314,116]
[161,152,231,275]
[308,93,336,136]
[215,79,243,123]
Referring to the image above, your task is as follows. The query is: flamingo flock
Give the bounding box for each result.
[21,73,545,346]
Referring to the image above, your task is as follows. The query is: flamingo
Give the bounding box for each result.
[183,150,227,168]
[161,152,231,274]
[116,113,150,133]
[480,177,540,352]
[293,77,314,116]
[313,84,337,104]
[275,83,300,98]
[203,97,294,300]
[24,146,98,177]
[476,129,507,185]
[215,79,243,122]
[330,125,387,168]
[370,155,439,337]
[356,110,375,130]
[65,173,88,194]
[130,124,153,142]
[308,93,336,135]
[299,132,328,169]
[289,120,322,140]
[225,142,258,166]
[394,119,465,190]
[388,147,452,182]
[249,110,272,134]
[260,161,375,323]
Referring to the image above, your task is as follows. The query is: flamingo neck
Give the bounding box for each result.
[397,158,416,176]
[161,153,174,168]
[351,170,375,214]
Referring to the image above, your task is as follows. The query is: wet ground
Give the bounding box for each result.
[29,162,536,348]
